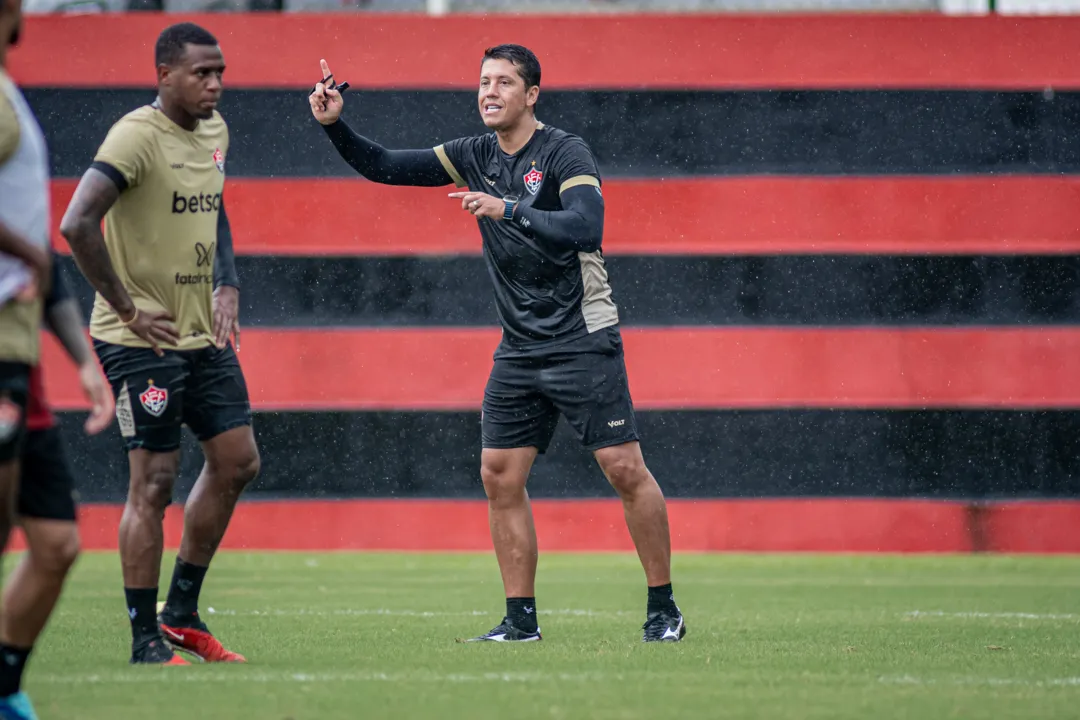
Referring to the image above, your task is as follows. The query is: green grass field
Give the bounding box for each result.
[13,551,1080,719]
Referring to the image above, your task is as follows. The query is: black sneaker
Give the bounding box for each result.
[465,617,542,642]
[642,609,686,642]
[130,635,189,665]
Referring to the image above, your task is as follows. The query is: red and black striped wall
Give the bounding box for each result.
[11,13,1080,551]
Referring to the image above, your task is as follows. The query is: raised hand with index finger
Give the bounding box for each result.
[309,58,347,125]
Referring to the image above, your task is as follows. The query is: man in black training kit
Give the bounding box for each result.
[60,23,258,665]
[310,46,685,643]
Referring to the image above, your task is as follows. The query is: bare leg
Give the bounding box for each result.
[0,519,79,647]
[117,448,193,663]
[480,447,539,598]
[177,425,260,567]
[594,441,684,641]
[0,462,32,701]
[158,426,258,664]
[119,449,178,589]
[594,442,671,586]
[0,460,17,562]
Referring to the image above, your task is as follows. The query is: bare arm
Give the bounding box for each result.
[0,220,50,281]
[42,259,91,367]
[58,167,135,321]
[52,288,115,436]
[42,258,114,434]
[45,296,92,366]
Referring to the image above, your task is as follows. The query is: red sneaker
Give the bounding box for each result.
[159,611,247,663]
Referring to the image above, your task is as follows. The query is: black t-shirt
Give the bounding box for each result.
[436,125,620,355]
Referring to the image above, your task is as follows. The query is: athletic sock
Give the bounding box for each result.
[506,597,538,633]
[0,644,31,697]
[647,583,679,616]
[163,558,209,619]
[125,587,160,644]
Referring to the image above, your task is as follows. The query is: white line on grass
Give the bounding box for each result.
[45,672,1080,689]
[198,608,633,618]
[879,675,1080,688]
[35,670,620,686]
[906,610,1079,621]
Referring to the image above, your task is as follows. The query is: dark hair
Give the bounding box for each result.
[155,22,218,67]
[482,44,541,89]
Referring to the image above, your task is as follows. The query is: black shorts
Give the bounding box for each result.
[482,326,640,454]
[0,362,30,464]
[19,426,77,521]
[94,340,253,453]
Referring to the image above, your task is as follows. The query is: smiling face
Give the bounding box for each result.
[478,57,538,132]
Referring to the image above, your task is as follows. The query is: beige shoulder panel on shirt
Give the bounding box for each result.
[92,108,160,188]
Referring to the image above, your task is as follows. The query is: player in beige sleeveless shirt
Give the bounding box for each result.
[0,46,49,461]
[60,22,259,668]
[0,2,63,716]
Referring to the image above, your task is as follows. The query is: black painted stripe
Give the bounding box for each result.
[56,255,1080,327]
[54,409,1080,503]
[27,89,1080,178]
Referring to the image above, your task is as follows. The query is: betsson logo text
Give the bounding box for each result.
[172,191,222,214]
[171,194,218,284]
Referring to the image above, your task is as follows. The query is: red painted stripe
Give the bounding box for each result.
[981,503,1080,554]
[7,499,1078,553]
[11,14,1080,90]
[40,327,1080,410]
[48,177,1080,256]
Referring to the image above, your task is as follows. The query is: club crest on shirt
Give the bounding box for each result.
[213,148,225,174]
[0,397,22,444]
[139,381,169,417]
[523,162,543,195]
